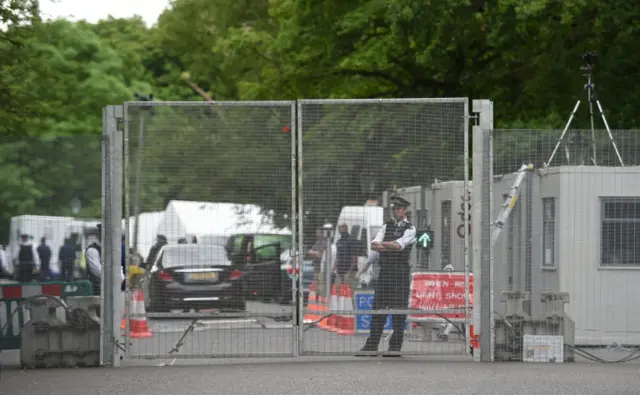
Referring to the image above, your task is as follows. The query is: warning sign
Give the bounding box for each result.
[408,271,473,322]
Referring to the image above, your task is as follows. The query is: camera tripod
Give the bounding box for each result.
[546,55,624,167]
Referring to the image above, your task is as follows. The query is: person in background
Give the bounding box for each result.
[332,223,358,290]
[13,234,40,283]
[144,234,167,269]
[307,227,327,295]
[37,237,52,282]
[86,224,125,296]
[121,234,127,291]
[357,248,380,290]
[59,238,76,282]
[0,244,12,279]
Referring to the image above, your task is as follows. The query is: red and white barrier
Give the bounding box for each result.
[0,284,64,299]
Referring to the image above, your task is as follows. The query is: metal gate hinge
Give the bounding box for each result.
[468,113,481,126]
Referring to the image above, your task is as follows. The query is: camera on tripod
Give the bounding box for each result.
[545,50,624,168]
[581,52,597,67]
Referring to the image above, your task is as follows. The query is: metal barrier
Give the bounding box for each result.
[297,98,472,356]
[120,101,297,360]
[0,280,93,350]
[102,98,487,363]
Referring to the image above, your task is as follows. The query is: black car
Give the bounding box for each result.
[145,243,246,312]
[226,233,295,303]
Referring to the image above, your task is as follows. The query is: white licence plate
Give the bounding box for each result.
[186,272,218,281]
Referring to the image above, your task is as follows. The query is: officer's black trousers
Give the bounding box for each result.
[17,262,35,283]
[60,261,74,282]
[362,265,410,351]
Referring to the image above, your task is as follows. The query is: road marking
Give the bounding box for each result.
[196,319,257,326]
[261,323,293,329]
[155,358,176,367]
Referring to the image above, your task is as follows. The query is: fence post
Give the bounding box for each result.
[291,100,300,357]
[471,100,494,362]
[102,105,124,367]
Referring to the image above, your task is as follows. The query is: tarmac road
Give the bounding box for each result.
[2,300,640,395]
[2,355,640,395]
[122,300,466,358]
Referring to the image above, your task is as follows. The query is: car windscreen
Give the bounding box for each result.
[159,245,229,268]
[254,234,292,250]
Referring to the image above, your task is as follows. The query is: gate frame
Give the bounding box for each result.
[102,105,124,367]
[109,101,299,361]
[471,99,495,362]
[103,98,494,364]
[295,98,474,357]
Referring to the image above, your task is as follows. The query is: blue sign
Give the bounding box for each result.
[354,290,408,335]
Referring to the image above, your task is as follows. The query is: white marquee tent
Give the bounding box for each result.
[155,200,291,245]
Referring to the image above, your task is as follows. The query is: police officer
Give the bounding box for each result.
[13,233,40,282]
[357,196,416,357]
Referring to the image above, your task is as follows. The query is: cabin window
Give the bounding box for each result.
[601,197,640,266]
[542,198,556,268]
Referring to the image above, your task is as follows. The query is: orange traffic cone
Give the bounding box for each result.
[120,307,126,330]
[329,284,346,333]
[470,325,479,349]
[337,284,355,336]
[304,282,321,324]
[325,284,339,330]
[318,295,329,328]
[128,288,152,338]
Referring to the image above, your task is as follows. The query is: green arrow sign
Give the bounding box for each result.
[418,232,431,248]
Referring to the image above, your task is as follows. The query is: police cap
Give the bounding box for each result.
[389,196,411,208]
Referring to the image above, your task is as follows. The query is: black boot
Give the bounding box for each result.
[355,345,378,357]
[382,349,402,358]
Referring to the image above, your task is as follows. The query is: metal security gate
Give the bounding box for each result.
[102,98,485,364]
[118,101,298,360]
[296,98,473,357]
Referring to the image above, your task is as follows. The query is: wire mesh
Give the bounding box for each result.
[0,133,102,280]
[123,101,296,358]
[0,133,101,355]
[298,98,471,356]
[489,128,640,363]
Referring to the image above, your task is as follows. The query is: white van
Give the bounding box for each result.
[331,206,384,285]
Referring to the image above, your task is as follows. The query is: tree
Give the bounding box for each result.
[0,0,41,136]
[3,0,640,246]
[0,19,151,242]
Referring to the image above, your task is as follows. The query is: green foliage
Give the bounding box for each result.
[2,0,640,243]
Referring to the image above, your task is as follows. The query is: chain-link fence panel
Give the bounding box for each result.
[123,101,297,359]
[489,128,640,364]
[0,134,101,360]
[298,98,471,357]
